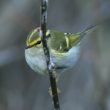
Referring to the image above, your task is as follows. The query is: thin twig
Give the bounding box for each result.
[40,0,60,110]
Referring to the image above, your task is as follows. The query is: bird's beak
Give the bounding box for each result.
[25,42,39,49]
[25,45,34,49]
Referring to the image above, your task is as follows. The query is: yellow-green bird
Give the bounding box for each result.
[25,24,97,75]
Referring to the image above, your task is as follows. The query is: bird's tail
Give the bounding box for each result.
[79,23,100,36]
[79,18,109,36]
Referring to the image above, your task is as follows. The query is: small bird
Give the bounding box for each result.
[25,24,98,75]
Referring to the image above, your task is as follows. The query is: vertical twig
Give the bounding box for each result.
[40,0,60,110]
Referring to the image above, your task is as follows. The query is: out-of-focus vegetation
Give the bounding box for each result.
[0,0,110,110]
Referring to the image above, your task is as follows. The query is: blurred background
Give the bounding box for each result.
[0,0,110,110]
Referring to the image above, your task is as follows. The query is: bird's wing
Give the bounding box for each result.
[48,30,69,52]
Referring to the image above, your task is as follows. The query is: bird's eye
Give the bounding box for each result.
[36,40,41,45]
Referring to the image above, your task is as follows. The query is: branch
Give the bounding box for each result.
[40,0,60,110]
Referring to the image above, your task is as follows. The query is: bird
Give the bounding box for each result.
[25,24,98,75]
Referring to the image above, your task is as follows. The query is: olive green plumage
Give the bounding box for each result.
[25,24,97,75]
[47,31,81,52]
[26,29,82,53]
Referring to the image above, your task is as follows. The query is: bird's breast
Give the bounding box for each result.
[25,44,80,75]
[25,47,47,75]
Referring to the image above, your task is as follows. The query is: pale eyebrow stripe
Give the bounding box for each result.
[28,29,37,43]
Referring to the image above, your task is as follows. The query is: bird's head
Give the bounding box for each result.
[25,27,43,49]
